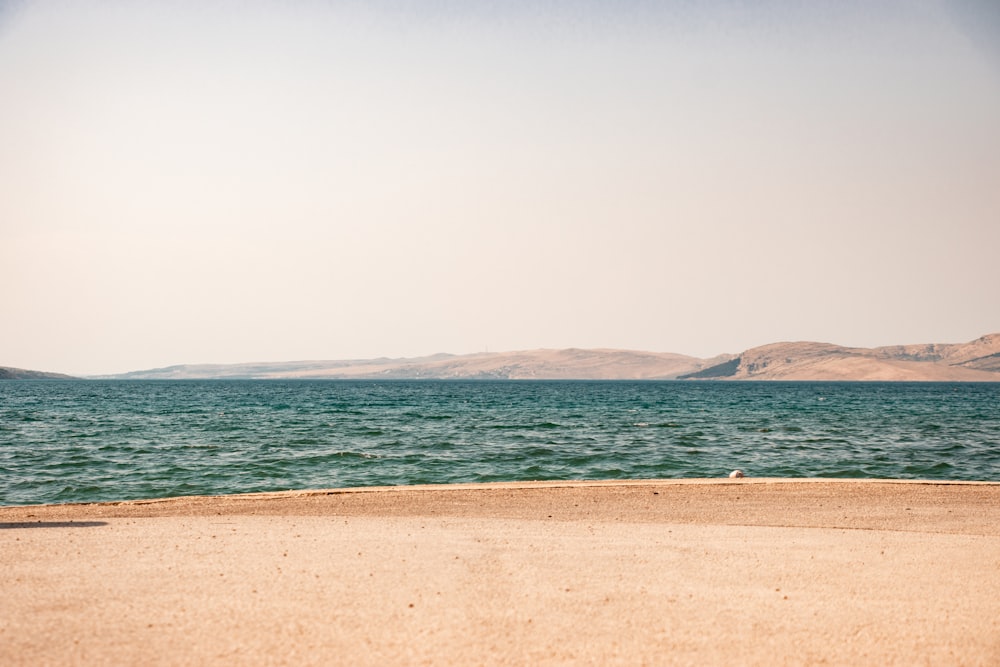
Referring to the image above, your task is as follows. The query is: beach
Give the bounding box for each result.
[2,479,999,665]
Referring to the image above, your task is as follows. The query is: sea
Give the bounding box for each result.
[1,380,998,506]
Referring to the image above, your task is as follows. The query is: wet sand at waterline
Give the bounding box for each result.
[2,480,999,665]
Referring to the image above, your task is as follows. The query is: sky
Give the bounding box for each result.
[2,0,999,375]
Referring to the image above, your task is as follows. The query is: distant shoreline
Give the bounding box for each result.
[98,332,1000,381]
[0,367,79,380]
[8,332,1000,381]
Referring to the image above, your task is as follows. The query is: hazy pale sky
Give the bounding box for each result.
[2,0,999,375]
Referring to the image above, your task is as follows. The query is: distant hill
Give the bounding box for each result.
[681,334,1000,381]
[97,333,1000,381]
[100,349,727,380]
[0,367,78,380]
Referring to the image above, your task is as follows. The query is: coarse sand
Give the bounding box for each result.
[2,479,999,665]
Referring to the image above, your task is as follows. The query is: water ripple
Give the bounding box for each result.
[1,380,999,505]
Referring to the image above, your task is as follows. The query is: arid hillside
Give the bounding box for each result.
[97,334,1000,381]
[683,334,1000,381]
[105,349,726,380]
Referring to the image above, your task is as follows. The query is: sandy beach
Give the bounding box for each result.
[2,479,999,665]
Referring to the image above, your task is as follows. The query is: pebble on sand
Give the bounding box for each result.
[729,470,745,478]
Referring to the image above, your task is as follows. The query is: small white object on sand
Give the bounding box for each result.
[729,470,745,478]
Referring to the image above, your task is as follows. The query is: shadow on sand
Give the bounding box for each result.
[0,521,109,529]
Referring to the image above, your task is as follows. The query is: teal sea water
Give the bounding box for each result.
[2,380,998,506]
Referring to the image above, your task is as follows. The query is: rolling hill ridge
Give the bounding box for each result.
[682,334,1000,381]
[95,334,1000,381]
